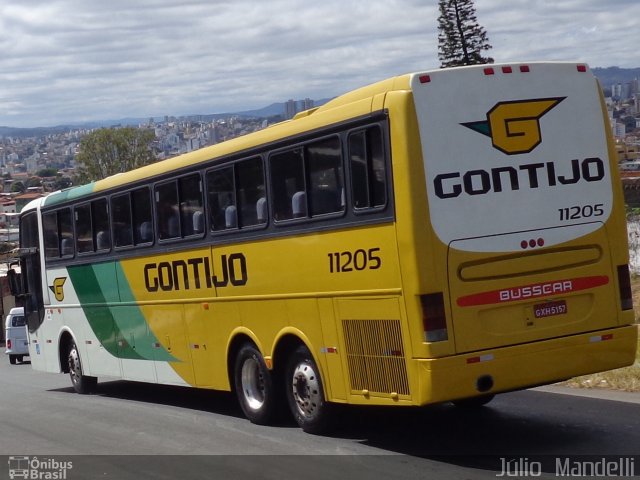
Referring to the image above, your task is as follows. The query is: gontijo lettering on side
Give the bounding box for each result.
[143,253,248,292]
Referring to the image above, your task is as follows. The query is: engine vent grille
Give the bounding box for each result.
[342,319,409,396]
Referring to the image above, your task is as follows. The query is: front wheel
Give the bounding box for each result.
[68,340,97,394]
[234,344,277,425]
[286,345,333,434]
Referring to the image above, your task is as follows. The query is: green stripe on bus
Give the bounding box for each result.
[44,183,96,207]
[67,263,176,362]
[114,261,176,362]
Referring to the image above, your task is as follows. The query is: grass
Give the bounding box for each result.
[561,277,640,392]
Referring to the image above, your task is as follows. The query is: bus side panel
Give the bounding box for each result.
[382,90,457,360]
[185,303,216,388]
[141,303,194,386]
[334,297,413,405]
[319,297,347,401]
[27,315,55,373]
[212,226,401,299]
[82,306,121,378]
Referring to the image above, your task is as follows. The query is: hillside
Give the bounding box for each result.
[2,66,639,137]
[592,66,640,87]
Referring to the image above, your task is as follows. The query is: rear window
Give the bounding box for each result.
[11,315,26,327]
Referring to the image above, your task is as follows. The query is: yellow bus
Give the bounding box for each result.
[12,62,638,433]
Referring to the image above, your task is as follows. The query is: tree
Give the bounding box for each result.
[11,181,25,193]
[54,176,73,190]
[75,127,157,182]
[37,168,59,177]
[437,0,494,68]
[26,177,42,188]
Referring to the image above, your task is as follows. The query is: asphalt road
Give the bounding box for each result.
[1,357,639,479]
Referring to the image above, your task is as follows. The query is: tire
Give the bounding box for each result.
[285,345,333,434]
[9,355,17,365]
[234,344,277,425]
[452,394,495,408]
[68,340,97,394]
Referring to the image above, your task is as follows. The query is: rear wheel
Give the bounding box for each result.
[68,340,97,394]
[9,355,17,365]
[452,394,495,408]
[286,345,333,434]
[234,344,277,425]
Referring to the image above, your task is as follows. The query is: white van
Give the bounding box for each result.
[5,307,28,364]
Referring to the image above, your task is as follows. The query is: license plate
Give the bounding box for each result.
[533,300,567,319]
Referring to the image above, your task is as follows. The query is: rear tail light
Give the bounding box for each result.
[7,339,11,349]
[617,264,633,311]
[420,293,449,342]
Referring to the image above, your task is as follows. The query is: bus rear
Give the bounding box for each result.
[407,62,637,404]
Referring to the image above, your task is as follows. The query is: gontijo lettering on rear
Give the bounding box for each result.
[413,66,613,253]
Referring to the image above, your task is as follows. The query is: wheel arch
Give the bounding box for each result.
[272,328,317,380]
[226,327,263,391]
[57,328,76,374]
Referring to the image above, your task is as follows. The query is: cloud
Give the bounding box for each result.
[0,0,637,127]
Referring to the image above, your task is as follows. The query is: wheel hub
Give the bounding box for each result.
[291,362,320,418]
[69,348,81,384]
[241,357,265,411]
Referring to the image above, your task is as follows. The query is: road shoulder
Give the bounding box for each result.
[533,384,640,404]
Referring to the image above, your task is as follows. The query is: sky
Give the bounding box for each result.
[1,0,639,128]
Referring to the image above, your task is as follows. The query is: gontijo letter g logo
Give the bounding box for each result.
[462,97,565,155]
[49,277,66,302]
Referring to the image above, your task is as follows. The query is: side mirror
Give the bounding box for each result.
[7,268,24,297]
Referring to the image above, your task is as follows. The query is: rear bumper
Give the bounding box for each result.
[415,325,638,405]
[5,341,30,356]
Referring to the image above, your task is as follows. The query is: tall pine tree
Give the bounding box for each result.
[437,0,494,68]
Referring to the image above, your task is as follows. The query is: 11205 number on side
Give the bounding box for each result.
[328,248,381,273]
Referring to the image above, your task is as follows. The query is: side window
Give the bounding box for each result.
[237,158,267,228]
[156,182,180,240]
[111,193,133,248]
[44,209,74,259]
[20,212,39,249]
[132,187,153,245]
[307,137,344,216]
[58,209,74,257]
[93,199,111,251]
[179,174,204,236]
[270,148,305,221]
[349,126,387,210]
[206,158,266,231]
[75,203,93,253]
[156,174,203,240]
[43,212,59,259]
[207,167,235,231]
[269,136,344,222]
[75,199,111,254]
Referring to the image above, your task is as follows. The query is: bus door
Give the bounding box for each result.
[15,212,45,336]
[9,211,46,369]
